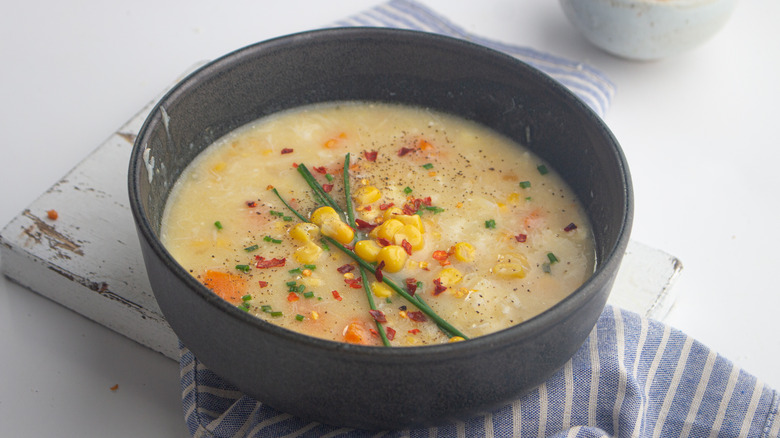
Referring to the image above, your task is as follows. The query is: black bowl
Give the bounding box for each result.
[129,27,632,430]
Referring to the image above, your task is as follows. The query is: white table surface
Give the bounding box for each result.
[1,1,778,436]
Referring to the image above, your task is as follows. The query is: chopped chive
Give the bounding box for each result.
[525,196,532,201]
[238,304,250,311]
[537,164,549,175]
[269,211,284,217]
[485,219,496,229]
[303,291,314,299]
[416,281,424,291]
[288,267,302,275]
[325,173,334,182]
[263,236,282,244]
[270,311,283,317]
[422,163,434,170]
[547,252,559,264]
[296,284,306,294]
[244,244,259,252]
[385,297,393,303]
[320,239,330,251]
[260,305,272,312]
[303,264,317,270]
[282,216,293,222]
[403,186,413,194]
[235,264,251,272]
[214,221,223,230]
[285,281,297,287]
[241,294,252,302]
[424,206,445,214]
[295,314,305,321]
[519,181,531,189]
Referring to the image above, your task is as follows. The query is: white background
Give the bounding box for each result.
[1,1,778,436]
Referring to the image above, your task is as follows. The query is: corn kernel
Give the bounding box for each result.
[376,245,408,273]
[302,269,312,277]
[492,263,527,278]
[370,281,393,298]
[320,218,355,244]
[311,311,319,320]
[289,222,320,242]
[438,267,463,286]
[395,214,424,233]
[354,185,382,205]
[393,224,424,251]
[399,310,408,319]
[452,242,475,263]
[354,239,382,263]
[294,241,323,264]
[382,206,404,222]
[212,162,226,172]
[507,193,520,203]
[343,272,355,280]
[310,206,340,226]
[372,218,404,240]
[448,336,466,343]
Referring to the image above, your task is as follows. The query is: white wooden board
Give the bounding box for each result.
[0,75,683,362]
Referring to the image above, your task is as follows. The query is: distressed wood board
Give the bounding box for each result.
[0,75,683,361]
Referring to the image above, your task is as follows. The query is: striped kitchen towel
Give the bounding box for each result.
[180,305,779,437]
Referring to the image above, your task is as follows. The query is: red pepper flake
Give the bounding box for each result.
[354,219,376,232]
[405,278,418,296]
[246,201,257,208]
[369,309,387,323]
[46,209,58,220]
[422,197,432,206]
[322,184,334,193]
[408,328,421,335]
[432,250,449,265]
[344,277,363,289]
[401,239,413,255]
[255,256,286,269]
[433,278,447,296]
[377,238,391,247]
[375,261,385,282]
[515,233,527,243]
[386,327,396,340]
[379,203,395,210]
[287,292,299,302]
[281,148,294,154]
[292,163,299,168]
[564,223,578,232]
[364,150,378,162]
[258,280,269,288]
[337,264,355,274]
[110,384,119,391]
[397,147,415,157]
[313,166,327,174]
[408,311,427,322]
[332,290,342,301]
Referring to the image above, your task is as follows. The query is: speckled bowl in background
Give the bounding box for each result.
[559,0,737,60]
[128,27,633,430]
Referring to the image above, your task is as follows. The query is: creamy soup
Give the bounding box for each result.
[161,102,595,346]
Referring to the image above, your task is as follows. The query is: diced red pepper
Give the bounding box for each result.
[386,327,396,340]
[364,150,378,162]
[281,148,294,154]
[344,277,363,289]
[408,328,421,335]
[313,166,327,174]
[258,281,269,288]
[246,201,257,208]
[397,147,415,157]
[433,278,447,296]
[515,234,527,243]
[355,218,377,232]
[375,261,385,282]
[379,203,395,210]
[401,239,413,255]
[322,184,334,193]
[337,264,355,274]
[564,223,577,232]
[369,309,387,323]
[332,290,342,301]
[287,292,299,302]
[407,311,427,322]
[255,257,286,268]
[405,278,418,296]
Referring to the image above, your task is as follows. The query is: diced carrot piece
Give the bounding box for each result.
[202,270,246,304]
[343,321,369,345]
[46,209,58,220]
[418,139,434,151]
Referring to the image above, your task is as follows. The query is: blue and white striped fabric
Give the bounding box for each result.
[180,305,779,437]
[331,0,615,118]
[178,2,779,436]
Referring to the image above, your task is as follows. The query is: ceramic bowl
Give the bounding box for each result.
[128,27,632,430]
[559,0,737,60]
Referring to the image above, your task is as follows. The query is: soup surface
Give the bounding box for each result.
[161,102,595,346]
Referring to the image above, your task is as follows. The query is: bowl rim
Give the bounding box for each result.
[128,26,633,360]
